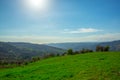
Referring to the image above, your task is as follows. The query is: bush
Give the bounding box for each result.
[56,54,60,56]
[96,45,110,52]
[80,48,93,54]
[43,53,55,59]
[74,51,79,54]
[32,57,40,62]
[67,49,73,55]
[104,46,110,51]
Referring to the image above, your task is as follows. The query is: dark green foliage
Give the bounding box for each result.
[104,45,110,51]
[80,48,93,53]
[80,48,86,53]
[96,45,103,52]
[43,53,56,59]
[74,51,79,54]
[66,48,93,55]
[67,49,73,55]
[0,60,8,65]
[32,57,40,62]
[23,62,28,65]
[56,53,60,56]
[96,45,110,52]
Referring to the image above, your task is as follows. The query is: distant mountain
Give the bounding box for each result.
[48,40,120,51]
[9,42,65,55]
[98,40,120,51]
[0,42,22,61]
[48,42,98,51]
[0,42,65,61]
[1,40,120,62]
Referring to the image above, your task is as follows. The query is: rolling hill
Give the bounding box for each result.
[0,52,120,80]
[0,42,23,61]
[9,42,65,55]
[0,40,120,62]
[0,42,65,61]
[48,40,120,51]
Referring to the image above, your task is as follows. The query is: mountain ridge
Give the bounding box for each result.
[0,42,65,61]
[48,40,120,51]
[0,40,120,62]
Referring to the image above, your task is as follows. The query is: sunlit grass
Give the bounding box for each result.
[0,52,120,80]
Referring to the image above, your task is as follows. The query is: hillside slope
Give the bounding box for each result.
[0,42,65,61]
[48,40,120,51]
[9,42,65,55]
[0,42,23,61]
[0,52,120,80]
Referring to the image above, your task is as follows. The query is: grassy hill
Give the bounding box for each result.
[0,52,120,80]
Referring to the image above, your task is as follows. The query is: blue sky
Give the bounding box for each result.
[0,0,120,43]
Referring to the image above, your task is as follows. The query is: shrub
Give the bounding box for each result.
[56,54,60,56]
[104,46,110,51]
[67,49,73,55]
[32,57,40,62]
[96,45,110,52]
[74,51,79,54]
[43,53,55,59]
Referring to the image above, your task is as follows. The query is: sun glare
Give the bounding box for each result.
[25,0,49,11]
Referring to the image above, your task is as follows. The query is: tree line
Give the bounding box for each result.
[0,45,110,68]
[64,45,110,55]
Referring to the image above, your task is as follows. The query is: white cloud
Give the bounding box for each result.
[63,28,103,33]
[0,33,120,43]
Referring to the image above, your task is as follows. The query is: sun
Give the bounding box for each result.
[25,0,49,11]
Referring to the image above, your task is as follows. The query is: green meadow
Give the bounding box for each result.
[0,52,120,80]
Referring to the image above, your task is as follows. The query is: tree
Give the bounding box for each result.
[96,45,110,52]
[56,53,60,56]
[74,51,79,54]
[96,45,104,52]
[67,49,73,55]
[32,57,40,62]
[80,48,85,53]
[104,46,110,51]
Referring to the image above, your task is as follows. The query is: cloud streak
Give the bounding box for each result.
[0,33,120,43]
[63,28,103,33]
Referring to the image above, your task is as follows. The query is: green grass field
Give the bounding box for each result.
[0,52,120,80]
